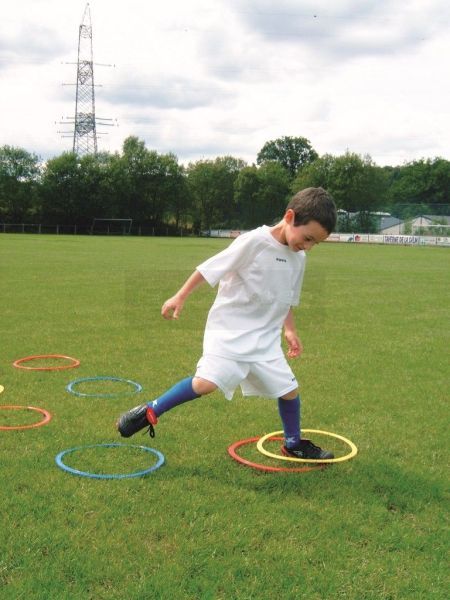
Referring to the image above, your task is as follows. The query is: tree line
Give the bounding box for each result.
[1,135,449,233]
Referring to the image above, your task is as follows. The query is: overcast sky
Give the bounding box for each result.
[1,0,449,166]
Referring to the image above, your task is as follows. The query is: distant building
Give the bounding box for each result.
[378,214,450,235]
[379,216,404,234]
[329,210,450,235]
[410,215,450,235]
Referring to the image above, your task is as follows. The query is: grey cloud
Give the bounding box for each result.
[0,25,69,70]
[107,74,234,110]
[230,0,448,59]
[163,141,243,162]
[134,134,247,163]
[121,113,255,163]
[199,31,267,83]
[329,129,442,167]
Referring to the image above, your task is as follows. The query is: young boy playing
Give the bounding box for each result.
[117,187,336,459]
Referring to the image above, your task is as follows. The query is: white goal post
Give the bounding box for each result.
[91,218,133,235]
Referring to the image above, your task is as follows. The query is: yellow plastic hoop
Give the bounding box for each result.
[0,385,4,395]
[257,429,358,464]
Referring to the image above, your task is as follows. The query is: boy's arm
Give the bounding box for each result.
[283,308,303,358]
[161,270,206,320]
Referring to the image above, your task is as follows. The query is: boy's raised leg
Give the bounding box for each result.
[117,376,200,438]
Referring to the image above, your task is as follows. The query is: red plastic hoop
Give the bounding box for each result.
[227,436,326,473]
[0,405,52,430]
[13,354,80,371]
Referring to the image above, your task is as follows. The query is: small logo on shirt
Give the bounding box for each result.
[276,257,287,262]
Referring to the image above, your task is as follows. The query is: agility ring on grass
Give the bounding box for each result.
[227,437,325,473]
[257,429,358,464]
[66,376,143,398]
[0,405,52,430]
[0,385,4,394]
[55,443,165,479]
[13,354,80,371]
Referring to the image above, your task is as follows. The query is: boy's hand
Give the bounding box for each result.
[161,295,184,320]
[161,271,206,320]
[285,330,303,358]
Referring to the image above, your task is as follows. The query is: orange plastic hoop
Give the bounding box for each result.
[0,405,52,430]
[13,354,80,371]
[227,436,326,473]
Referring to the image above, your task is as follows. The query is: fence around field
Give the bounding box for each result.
[203,229,450,246]
[0,223,190,237]
[325,232,450,247]
[1,223,449,246]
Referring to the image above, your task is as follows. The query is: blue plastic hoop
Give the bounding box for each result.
[66,376,143,398]
[55,443,165,479]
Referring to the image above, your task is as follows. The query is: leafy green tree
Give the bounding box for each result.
[0,145,41,222]
[40,151,117,226]
[255,162,291,224]
[235,162,290,228]
[212,156,246,227]
[386,158,450,217]
[162,160,190,230]
[39,137,190,230]
[187,156,246,231]
[137,151,178,226]
[90,151,123,219]
[186,160,216,232]
[39,152,82,224]
[114,137,188,229]
[11,137,449,236]
[293,152,387,232]
[257,136,318,178]
[291,153,336,191]
[118,136,151,222]
[78,152,117,223]
[234,166,260,228]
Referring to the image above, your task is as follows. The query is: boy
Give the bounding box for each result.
[117,187,336,459]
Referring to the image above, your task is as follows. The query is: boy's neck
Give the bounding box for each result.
[269,220,287,245]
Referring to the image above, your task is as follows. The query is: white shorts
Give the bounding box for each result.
[195,354,298,400]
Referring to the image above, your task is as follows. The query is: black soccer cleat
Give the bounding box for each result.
[281,439,334,460]
[117,404,158,438]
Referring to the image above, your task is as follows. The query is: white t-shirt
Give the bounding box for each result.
[197,225,306,361]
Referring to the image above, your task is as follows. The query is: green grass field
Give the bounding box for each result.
[0,234,448,599]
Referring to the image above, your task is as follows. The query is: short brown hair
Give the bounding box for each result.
[287,187,337,233]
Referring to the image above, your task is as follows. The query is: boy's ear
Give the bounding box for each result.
[284,208,295,224]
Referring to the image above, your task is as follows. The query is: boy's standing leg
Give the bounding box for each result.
[277,392,301,448]
[278,390,334,460]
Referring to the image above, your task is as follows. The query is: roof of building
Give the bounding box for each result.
[379,216,403,231]
[420,214,450,225]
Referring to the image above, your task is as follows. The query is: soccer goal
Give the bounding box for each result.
[90,218,133,235]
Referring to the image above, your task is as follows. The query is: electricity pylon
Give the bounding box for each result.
[73,3,97,155]
[60,4,113,156]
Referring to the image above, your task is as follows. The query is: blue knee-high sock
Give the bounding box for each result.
[278,395,301,449]
[147,377,200,418]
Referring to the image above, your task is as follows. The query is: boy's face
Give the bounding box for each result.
[283,212,329,252]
